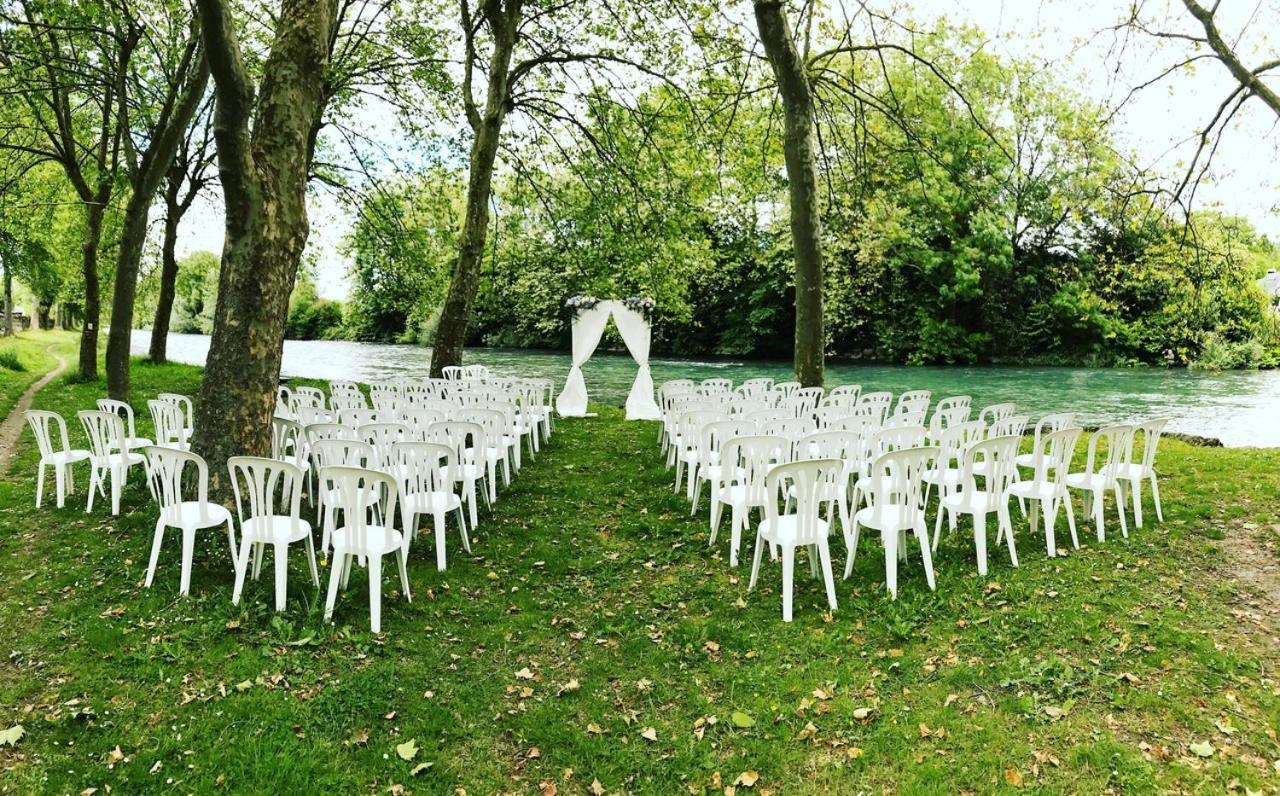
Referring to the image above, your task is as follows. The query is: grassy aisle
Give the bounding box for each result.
[0,360,1278,793]
[0,330,79,421]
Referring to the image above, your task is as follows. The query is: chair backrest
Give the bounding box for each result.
[1031,412,1076,448]
[1129,418,1169,475]
[699,378,733,395]
[722,435,786,507]
[295,405,335,427]
[1028,426,1082,485]
[157,393,193,429]
[764,458,845,545]
[291,386,326,412]
[148,399,187,447]
[25,410,70,458]
[399,409,450,440]
[275,386,293,417]
[441,366,464,381]
[392,441,455,496]
[988,414,1029,439]
[813,406,856,429]
[227,456,305,530]
[738,378,773,399]
[369,382,402,412]
[935,420,985,469]
[977,402,1016,428]
[310,438,375,472]
[306,422,357,447]
[271,416,306,461]
[329,380,362,399]
[895,390,931,418]
[144,445,214,524]
[856,391,893,425]
[885,409,927,429]
[330,392,368,414]
[929,396,972,437]
[426,420,485,462]
[700,419,757,464]
[1083,424,1134,484]
[341,408,382,428]
[760,417,817,459]
[959,435,1020,497]
[871,425,927,459]
[797,429,860,467]
[358,422,408,469]
[865,446,937,519]
[790,386,823,414]
[78,410,127,458]
[320,466,398,553]
[462,364,490,380]
[676,410,723,451]
[96,398,138,437]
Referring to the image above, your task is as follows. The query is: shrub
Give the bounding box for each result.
[0,350,26,371]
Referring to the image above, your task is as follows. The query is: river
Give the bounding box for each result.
[132,331,1280,447]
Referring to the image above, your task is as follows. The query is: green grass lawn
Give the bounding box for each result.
[0,329,78,419]
[0,358,1278,794]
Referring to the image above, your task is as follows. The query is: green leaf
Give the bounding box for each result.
[1189,740,1215,758]
[730,711,755,728]
[0,725,24,747]
[396,738,418,761]
[410,761,432,776]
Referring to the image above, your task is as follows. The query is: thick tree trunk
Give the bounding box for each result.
[191,0,338,490]
[79,202,106,380]
[754,0,825,388]
[149,203,181,362]
[428,2,521,377]
[105,190,152,397]
[37,302,51,330]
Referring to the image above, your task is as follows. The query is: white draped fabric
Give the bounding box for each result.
[556,299,661,420]
[611,303,661,420]
[555,303,612,417]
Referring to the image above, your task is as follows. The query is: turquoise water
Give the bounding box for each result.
[133,331,1280,447]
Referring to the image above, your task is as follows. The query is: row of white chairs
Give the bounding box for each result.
[656,378,1168,620]
[25,375,558,633]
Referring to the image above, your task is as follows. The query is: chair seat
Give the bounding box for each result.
[1008,479,1059,501]
[241,515,312,544]
[45,449,90,466]
[112,436,152,451]
[332,524,403,555]
[699,464,742,482]
[93,451,145,468]
[853,504,924,531]
[403,491,462,514]
[1065,471,1112,490]
[715,484,768,508]
[758,515,830,544]
[941,489,1001,514]
[159,501,232,530]
[321,486,381,507]
[1117,463,1151,481]
[922,467,961,487]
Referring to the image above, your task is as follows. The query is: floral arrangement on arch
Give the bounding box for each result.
[622,296,655,317]
[564,295,600,313]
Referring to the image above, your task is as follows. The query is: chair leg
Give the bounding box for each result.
[36,463,46,508]
[916,521,936,590]
[844,516,861,579]
[323,552,344,622]
[748,532,764,591]
[273,542,289,611]
[1064,493,1079,548]
[398,548,411,602]
[691,474,704,514]
[1130,477,1144,529]
[781,545,795,622]
[368,552,382,633]
[145,520,166,588]
[304,534,320,587]
[932,504,945,552]
[110,465,122,516]
[232,537,253,606]
[883,530,898,600]
[457,507,472,552]
[729,507,741,567]
[1114,484,1128,538]
[225,519,237,564]
[1001,504,1019,567]
[709,493,723,538]
[1093,487,1105,541]
[973,513,987,577]
[179,526,196,596]
[433,509,447,572]
[1150,474,1163,521]
[818,541,837,611]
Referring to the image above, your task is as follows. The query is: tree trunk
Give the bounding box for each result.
[754,0,825,388]
[37,302,51,330]
[149,201,181,362]
[79,202,106,380]
[3,261,12,337]
[191,0,338,490]
[105,190,152,397]
[428,2,521,377]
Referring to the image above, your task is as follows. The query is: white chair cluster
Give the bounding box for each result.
[657,378,1168,621]
[23,371,556,634]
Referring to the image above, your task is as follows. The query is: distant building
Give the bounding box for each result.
[1261,269,1280,312]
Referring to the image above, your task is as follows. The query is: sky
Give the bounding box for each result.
[175,0,1280,300]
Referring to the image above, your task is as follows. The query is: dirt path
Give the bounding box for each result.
[1215,522,1280,653]
[0,345,69,475]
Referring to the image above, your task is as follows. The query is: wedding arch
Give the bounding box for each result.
[556,297,661,420]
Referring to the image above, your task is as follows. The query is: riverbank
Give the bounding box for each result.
[0,356,1278,792]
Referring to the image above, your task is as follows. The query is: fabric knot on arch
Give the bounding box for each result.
[556,300,661,420]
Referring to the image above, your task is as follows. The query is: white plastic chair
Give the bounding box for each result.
[394,442,468,571]
[700,377,733,395]
[922,420,984,505]
[426,420,488,525]
[927,396,971,442]
[845,446,938,599]
[934,435,1020,576]
[322,466,409,634]
[357,422,409,472]
[97,398,153,451]
[290,386,326,413]
[856,391,893,426]
[851,425,927,511]
[977,402,1016,429]
[25,410,89,508]
[1008,426,1081,557]
[1017,412,1076,471]
[310,438,377,556]
[711,435,785,566]
[823,384,861,408]
[1065,425,1135,543]
[1118,418,1168,528]
[748,458,843,622]
[142,446,235,595]
[79,410,145,515]
[690,419,756,517]
[894,390,931,420]
[673,409,723,495]
[157,393,194,443]
[228,456,319,611]
[341,408,383,428]
[148,399,190,450]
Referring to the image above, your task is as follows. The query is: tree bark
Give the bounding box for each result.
[191,0,338,489]
[3,258,12,337]
[79,201,106,380]
[754,0,825,388]
[428,1,522,377]
[149,189,182,362]
[105,42,209,399]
